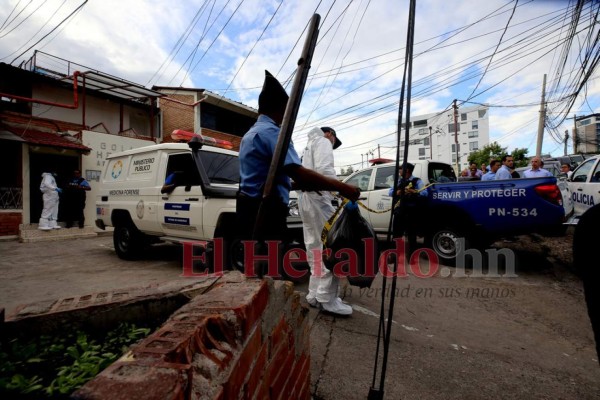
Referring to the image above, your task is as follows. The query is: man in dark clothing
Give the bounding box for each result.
[389,163,428,255]
[64,170,91,228]
[573,204,600,364]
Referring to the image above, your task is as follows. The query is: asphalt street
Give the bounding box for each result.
[1,235,599,399]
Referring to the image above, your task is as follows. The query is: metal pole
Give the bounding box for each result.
[564,130,569,156]
[573,114,578,153]
[453,99,459,172]
[429,126,432,159]
[253,14,320,239]
[535,74,547,158]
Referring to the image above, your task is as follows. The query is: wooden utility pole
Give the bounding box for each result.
[453,99,459,172]
[535,74,547,158]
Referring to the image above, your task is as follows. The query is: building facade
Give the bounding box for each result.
[0,52,261,238]
[153,87,257,151]
[574,113,600,154]
[399,104,490,172]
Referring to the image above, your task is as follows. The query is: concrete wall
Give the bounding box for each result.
[73,275,311,400]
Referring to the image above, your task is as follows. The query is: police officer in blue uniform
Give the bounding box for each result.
[389,163,428,255]
[64,169,91,228]
[237,70,360,275]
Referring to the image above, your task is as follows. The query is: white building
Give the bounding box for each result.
[574,113,600,154]
[399,104,490,172]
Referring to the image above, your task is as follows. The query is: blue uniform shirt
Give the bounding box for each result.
[481,171,496,181]
[388,175,428,197]
[239,114,302,204]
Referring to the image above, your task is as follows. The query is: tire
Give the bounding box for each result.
[113,223,144,260]
[429,225,471,263]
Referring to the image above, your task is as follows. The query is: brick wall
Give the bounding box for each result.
[0,212,22,236]
[162,94,196,143]
[73,274,311,400]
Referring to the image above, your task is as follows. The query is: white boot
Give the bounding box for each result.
[321,297,353,316]
[38,218,52,230]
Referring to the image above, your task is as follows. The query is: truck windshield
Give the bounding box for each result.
[200,152,240,184]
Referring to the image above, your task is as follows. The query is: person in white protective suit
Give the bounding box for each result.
[38,172,62,230]
[299,126,353,316]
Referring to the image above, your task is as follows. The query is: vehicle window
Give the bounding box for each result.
[592,161,600,183]
[200,151,240,184]
[571,158,596,183]
[165,153,202,187]
[374,166,395,189]
[429,162,456,182]
[345,169,373,191]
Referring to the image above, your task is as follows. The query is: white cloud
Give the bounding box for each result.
[0,0,597,167]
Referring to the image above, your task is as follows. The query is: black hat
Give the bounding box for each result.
[258,70,289,114]
[321,126,342,149]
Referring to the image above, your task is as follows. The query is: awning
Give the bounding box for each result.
[1,125,91,152]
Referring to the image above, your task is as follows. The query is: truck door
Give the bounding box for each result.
[158,153,204,239]
[367,166,396,237]
[570,157,600,219]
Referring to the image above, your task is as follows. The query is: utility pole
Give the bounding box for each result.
[573,114,578,153]
[564,130,569,156]
[453,99,460,172]
[361,153,364,169]
[535,74,547,158]
[377,144,381,158]
[429,126,433,159]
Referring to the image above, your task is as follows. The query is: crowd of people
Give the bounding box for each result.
[458,155,571,181]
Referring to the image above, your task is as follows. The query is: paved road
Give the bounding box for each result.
[1,235,599,399]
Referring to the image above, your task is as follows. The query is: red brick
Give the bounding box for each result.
[223,324,262,398]
[73,362,189,400]
[263,342,291,387]
[186,279,270,339]
[270,350,295,400]
[270,317,290,352]
[244,342,268,400]
[289,355,310,399]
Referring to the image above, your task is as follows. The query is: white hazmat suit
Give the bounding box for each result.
[299,127,352,315]
[39,172,61,230]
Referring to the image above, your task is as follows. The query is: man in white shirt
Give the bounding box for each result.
[523,156,553,178]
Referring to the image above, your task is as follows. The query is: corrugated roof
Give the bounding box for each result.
[1,124,90,152]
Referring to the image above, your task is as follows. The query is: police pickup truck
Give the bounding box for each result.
[95,131,302,268]
[342,161,566,261]
[566,154,600,225]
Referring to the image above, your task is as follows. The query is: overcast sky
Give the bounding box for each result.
[1,0,598,171]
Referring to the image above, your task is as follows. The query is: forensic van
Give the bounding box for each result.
[95,131,302,267]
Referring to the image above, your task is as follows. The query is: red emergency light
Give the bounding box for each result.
[171,129,234,150]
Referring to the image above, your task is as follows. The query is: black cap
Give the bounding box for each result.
[401,162,415,171]
[321,126,342,149]
[258,70,289,114]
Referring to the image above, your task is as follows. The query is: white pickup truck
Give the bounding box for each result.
[566,154,600,224]
[95,134,302,268]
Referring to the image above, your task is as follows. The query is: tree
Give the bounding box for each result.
[467,142,506,166]
[339,167,346,175]
[467,142,529,168]
[346,166,354,174]
[511,148,529,168]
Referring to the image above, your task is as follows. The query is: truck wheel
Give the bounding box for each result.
[430,225,470,263]
[113,223,144,260]
[226,237,245,272]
